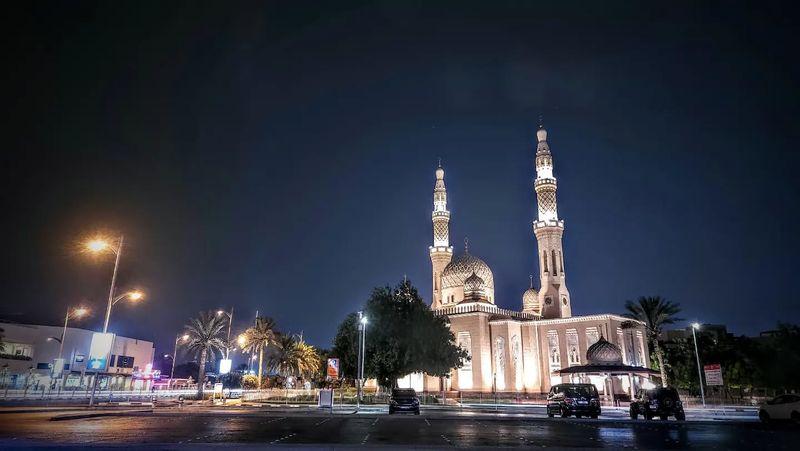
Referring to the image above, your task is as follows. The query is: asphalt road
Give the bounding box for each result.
[0,409,797,450]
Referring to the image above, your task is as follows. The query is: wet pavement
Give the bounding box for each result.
[0,409,797,449]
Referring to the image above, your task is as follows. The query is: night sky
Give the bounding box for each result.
[3,1,798,363]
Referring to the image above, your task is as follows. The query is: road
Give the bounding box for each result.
[0,408,797,449]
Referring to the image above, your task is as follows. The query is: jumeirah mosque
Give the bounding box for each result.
[406,124,654,396]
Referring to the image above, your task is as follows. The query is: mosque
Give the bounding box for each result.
[416,124,653,396]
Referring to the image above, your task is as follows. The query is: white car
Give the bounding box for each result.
[759,394,800,424]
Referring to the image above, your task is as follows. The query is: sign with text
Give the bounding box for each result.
[219,359,232,375]
[87,332,115,371]
[326,358,340,380]
[703,364,724,386]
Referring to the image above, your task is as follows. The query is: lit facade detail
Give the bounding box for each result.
[429,162,453,309]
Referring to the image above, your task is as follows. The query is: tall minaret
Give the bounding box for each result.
[430,160,453,309]
[533,124,572,318]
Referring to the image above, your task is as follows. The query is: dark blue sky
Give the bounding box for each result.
[2,1,798,360]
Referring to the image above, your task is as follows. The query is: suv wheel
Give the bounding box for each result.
[759,410,770,424]
[560,407,569,418]
[660,414,668,421]
[791,411,800,425]
[630,408,638,420]
[644,411,653,421]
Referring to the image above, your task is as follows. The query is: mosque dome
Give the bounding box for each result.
[441,253,494,290]
[522,287,540,313]
[464,271,485,294]
[586,336,623,366]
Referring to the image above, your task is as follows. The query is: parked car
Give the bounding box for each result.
[759,394,800,424]
[629,387,685,421]
[389,388,420,415]
[546,383,601,418]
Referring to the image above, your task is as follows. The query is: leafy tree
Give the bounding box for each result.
[332,279,468,389]
[269,333,321,381]
[242,374,259,389]
[184,311,227,397]
[240,316,277,388]
[624,296,682,386]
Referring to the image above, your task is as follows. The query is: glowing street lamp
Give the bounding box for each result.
[691,322,706,407]
[216,308,234,359]
[170,333,190,387]
[357,311,368,406]
[57,306,89,360]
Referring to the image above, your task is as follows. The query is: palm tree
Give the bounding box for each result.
[269,334,321,383]
[241,316,277,388]
[184,311,227,397]
[624,296,683,387]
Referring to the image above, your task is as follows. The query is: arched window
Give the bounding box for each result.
[495,337,506,391]
[511,335,522,391]
[543,251,548,273]
[551,250,558,276]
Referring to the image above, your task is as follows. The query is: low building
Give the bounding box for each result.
[0,321,155,391]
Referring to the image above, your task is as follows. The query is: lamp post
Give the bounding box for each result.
[170,334,190,389]
[58,307,89,360]
[85,235,144,406]
[216,308,234,359]
[691,322,706,408]
[356,311,367,406]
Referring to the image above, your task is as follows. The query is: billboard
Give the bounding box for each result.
[219,359,232,375]
[326,358,340,380]
[87,332,115,371]
[703,364,724,386]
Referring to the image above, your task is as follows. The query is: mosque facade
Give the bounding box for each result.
[423,125,651,395]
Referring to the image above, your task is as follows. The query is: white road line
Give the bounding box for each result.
[371,417,380,426]
[314,418,331,426]
[361,433,370,445]
[270,432,296,444]
[266,416,286,424]
[424,418,431,426]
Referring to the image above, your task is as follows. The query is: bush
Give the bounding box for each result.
[242,374,259,390]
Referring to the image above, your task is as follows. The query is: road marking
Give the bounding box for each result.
[371,417,380,426]
[314,418,331,426]
[424,418,431,426]
[440,434,453,445]
[361,433,370,445]
[270,432,296,444]
[266,416,286,424]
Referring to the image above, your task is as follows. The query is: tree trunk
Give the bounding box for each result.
[198,351,207,398]
[258,346,264,388]
[653,339,668,387]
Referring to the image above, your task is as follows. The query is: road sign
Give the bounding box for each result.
[704,364,723,386]
[219,359,232,375]
[87,333,115,371]
[214,383,224,394]
[327,358,340,379]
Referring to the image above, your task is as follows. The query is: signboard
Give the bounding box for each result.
[219,359,232,375]
[318,389,334,408]
[213,383,224,394]
[51,358,65,378]
[87,333,115,371]
[326,358,340,380]
[704,364,724,386]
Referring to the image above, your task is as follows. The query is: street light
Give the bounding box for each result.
[691,322,706,407]
[170,333,190,388]
[58,306,89,360]
[216,308,234,359]
[357,311,368,407]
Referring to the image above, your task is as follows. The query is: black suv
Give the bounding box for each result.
[630,387,685,421]
[389,388,420,415]
[546,383,601,418]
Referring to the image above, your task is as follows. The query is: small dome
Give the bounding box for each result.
[586,337,623,366]
[435,166,444,180]
[522,287,540,312]
[537,126,547,142]
[441,253,494,290]
[464,271,485,294]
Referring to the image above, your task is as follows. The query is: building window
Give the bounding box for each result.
[567,329,580,366]
[511,335,522,391]
[456,332,472,390]
[551,250,558,275]
[543,251,548,273]
[547,331,560,373]
[585,327,600,348]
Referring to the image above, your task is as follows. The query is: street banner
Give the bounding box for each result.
[87,332,115,371]
[703,363,723,386]
[51,358,65,377]
[219,359,232,375]
[327,358,340,380]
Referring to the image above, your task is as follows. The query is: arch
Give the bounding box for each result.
[495,336,506,391]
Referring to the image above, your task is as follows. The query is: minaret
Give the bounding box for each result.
[533,124,571,318]
[430,160,453,309]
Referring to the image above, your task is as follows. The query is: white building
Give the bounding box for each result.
[0,321,155,391]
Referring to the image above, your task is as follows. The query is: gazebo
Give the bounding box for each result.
[554,336,658,403]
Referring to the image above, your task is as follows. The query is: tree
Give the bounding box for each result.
[332,279,468,389]
[240,316,277,388]
[624,296,682,387]
[0,327,5,354]
[269,334,321,384]
[184,311,227,397]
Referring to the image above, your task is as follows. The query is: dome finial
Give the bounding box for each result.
[537,118,548,142]
[464,237,469,254]
[438,157,442,168]
[529,274,533,288]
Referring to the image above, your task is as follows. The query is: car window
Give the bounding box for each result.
[565,386,597,398]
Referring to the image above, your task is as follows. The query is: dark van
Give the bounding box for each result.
[546,383,601,418]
